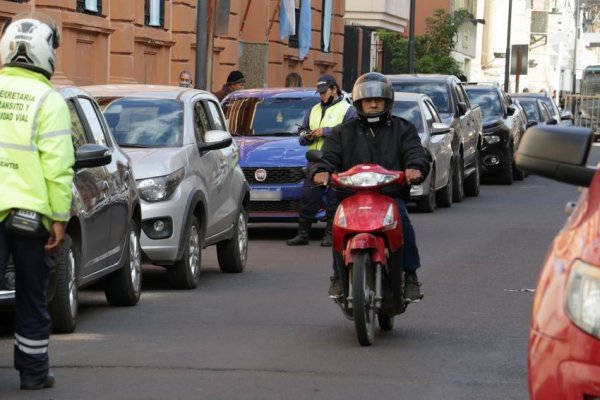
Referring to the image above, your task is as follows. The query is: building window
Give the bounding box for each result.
[6,0,24,3]
[145,0,165,28]
[288,7,300,49]
[76,0,102,15]
[321,0,332,52]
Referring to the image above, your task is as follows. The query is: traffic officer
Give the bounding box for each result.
[0,12,74,390]
[287,75,356,247]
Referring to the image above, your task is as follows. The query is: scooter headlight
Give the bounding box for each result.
[382,204,397,230]
[338,171,398,188]
[336,205,347,228]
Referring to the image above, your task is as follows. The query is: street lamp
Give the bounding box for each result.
[572,0,580,93]
[407,0,416,73]
[504,0,513,92]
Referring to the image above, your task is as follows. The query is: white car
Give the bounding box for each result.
[84,85,250,289]
[392,92,454,212]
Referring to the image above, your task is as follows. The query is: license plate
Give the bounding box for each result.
[250,189,282,201]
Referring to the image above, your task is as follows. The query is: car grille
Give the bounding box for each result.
[243,167,305,184]
[249,200,300,212]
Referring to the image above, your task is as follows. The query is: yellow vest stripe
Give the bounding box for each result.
[40,129,71,139]
[0,142,36,151]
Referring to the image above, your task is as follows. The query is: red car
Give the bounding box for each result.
[516,125,600,399]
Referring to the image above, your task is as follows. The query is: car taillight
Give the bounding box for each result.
[565,259,600,339]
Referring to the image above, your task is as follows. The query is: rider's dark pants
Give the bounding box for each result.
[298,174,338,221]
[331,198,421,273]
[0,220,52,385]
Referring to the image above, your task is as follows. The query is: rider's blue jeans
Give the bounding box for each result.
[331,198,421,273]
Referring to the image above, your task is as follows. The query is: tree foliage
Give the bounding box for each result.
[379,9,471,75]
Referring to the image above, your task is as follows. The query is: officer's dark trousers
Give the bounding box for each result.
[0,220,51,384]
[298,175,338,221]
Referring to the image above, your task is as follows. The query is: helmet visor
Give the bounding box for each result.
[352,80,394,102]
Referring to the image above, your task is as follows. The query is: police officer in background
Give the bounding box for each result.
[287,75,356,247]
[0,12,74,390]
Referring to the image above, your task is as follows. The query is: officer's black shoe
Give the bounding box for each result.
[20,371,55,390]
[287,218,312,246]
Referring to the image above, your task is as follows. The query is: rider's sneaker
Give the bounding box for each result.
[404,271,423,302]
[329,273,342,297]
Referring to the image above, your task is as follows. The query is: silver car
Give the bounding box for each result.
[1,86,143,334]
[84,85,250,289]
[392,92,454,212]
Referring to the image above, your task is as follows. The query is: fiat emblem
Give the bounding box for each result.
[255,169,267,182]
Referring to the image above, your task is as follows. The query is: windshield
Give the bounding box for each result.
[391,82,450,113]
[465,90,503,117]
[539,97,559,117]
[518,100,540,121]
[102,98,184,147]
[222,97,319,136]
[392,100,423,132]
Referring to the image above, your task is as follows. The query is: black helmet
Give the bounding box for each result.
[352,72,394,125]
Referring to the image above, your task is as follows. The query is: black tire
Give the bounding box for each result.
[500,146,514,185]
[513,163,525,181]
[352,252,375,346]
[217,208,248,273]
[378,313,395,331]
[452,155,464,203]
[48,234,79,334]
[168,215,201,289]
[435,160,453,208]
[416,169,436,213]
[105,220,142,306]
[464,151,481,197]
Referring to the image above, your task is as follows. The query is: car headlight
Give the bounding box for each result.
[483,135,501,144]
[566,259,600,339]
[136,168,185,202]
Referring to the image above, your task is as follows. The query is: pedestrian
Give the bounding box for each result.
[0,12,75,390]
[213,70,246,101]
[311,72,430,301]
[178,70,193,88]
[287,74,356,247]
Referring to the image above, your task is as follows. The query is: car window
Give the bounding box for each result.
[540,102,552,121]
[78,97,107,146]
[392,100,423,133]
[103,98,183,147]
[519,100,540,121]
[205,100,226,131]
[67,100,88,150]
[193,101,210,142]
[424,100,441,123]
[391,82,450,114]
[465,89,503,117]
[223,96,319,136]
[455,83,469,107]
[540,96,560,118]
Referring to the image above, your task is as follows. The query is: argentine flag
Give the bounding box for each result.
[280,0,296,40]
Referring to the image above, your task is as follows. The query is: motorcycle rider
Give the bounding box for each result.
[312,72,431,302]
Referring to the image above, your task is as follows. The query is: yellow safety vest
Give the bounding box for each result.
[0,67,74,228]
[307,99,351,150]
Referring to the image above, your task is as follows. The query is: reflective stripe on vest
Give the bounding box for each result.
[307,100,351,151]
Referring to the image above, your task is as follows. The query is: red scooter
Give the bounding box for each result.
[308,152,409,346]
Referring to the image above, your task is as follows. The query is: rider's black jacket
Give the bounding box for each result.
[314,115,431,201]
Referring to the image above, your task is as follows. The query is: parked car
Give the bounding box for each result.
[0,86,143,334]
[464,82,525,184]
[391,92,454,212]
[84,84,250,289]
[221,87,340,222]
[511,96,558,127]
[515,125,599,400]
[509,92,573,126]
[387,74,482,202]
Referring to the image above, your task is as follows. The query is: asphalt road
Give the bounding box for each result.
[0,173,582,399]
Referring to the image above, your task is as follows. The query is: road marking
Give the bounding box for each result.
[51,333,105,341]
[503,288,535,293]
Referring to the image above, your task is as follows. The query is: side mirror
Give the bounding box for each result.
[431,122,452,136]
[457,102,468,116]
[515,125,595,187]
[547,118,558,125]
[526,121,537,129]
[507,105,516,116]
[74,143,112,170]
[198,130,232,153]
[561,111,573,121]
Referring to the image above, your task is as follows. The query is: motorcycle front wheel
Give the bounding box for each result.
[352,251,376,346]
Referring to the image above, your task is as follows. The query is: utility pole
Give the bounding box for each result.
[407,0,416,73]
[504,0,513,92]
[572,0,580,93]
[195,0,208,90]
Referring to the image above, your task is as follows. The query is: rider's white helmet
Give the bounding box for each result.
[0,12,61,79]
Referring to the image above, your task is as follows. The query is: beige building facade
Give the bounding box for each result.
[0,0,346,92]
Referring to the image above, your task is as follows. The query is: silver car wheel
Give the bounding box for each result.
[129,229,142,293]
[237,212,248,265]
[188,224,200,277]
[67,248,77,318]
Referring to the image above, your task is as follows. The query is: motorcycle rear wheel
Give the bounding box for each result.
[352,251,376,346]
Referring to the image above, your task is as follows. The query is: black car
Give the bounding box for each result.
[511,96,558,127]
[0,86,143,334]
[464,83,525,184]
